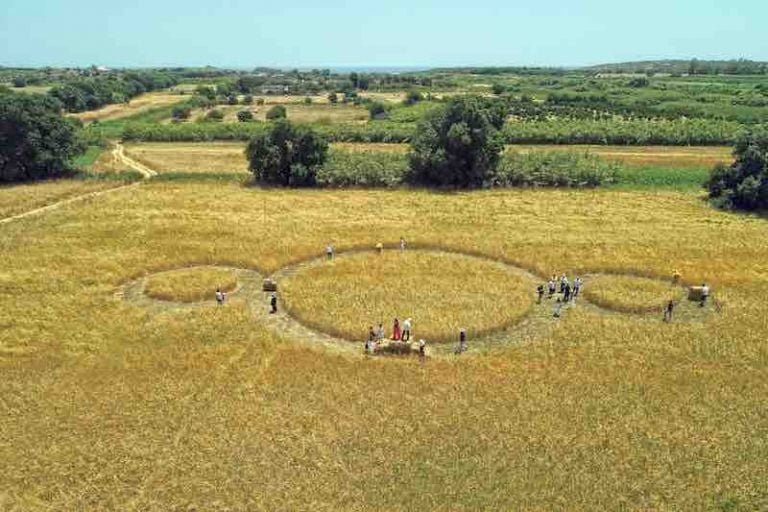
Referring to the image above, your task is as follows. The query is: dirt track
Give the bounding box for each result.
[0,143,155,225]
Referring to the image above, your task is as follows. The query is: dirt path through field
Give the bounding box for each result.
[0,143,156,226]
[113,143,157,178]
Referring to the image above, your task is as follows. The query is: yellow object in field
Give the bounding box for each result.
[375,242,384,254]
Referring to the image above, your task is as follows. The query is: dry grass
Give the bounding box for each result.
[509,144,733,168]
[70,92,183,123]
[143,267,238,302]
[0,183,767,510]
[281,250,535,342]
[583,274,687,313]
[123,142,249,174]
[183,103,368,124]
[0,180,118,219]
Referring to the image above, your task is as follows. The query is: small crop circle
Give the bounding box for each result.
[144,267,239,303]
[280,250,537,342]
[582,274,685,314]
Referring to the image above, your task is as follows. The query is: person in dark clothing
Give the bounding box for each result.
[456,328,467,354]
[563,283,572,302]
[664,300,674,322]
[270,292,277,313]
[537,284,545,304]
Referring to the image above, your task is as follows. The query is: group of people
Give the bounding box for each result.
[365,318,427,356]
[537,274,583,309]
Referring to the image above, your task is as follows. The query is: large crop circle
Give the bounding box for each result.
[279,250,537,342]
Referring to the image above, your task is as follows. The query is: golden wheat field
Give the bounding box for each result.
[1,181,768,510]
[582,274,687,313]
[70,91,184,123]
[144,267,239,302]
[280,250,535,342]
[0,179,121,218]
[123,142,249,174]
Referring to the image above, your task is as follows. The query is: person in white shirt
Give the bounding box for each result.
[402,318,412,341]
[573,277,582,297]
[326,243,334,260]
[400,237,407,251]
[215,289,223,305]
[700,283,710,307]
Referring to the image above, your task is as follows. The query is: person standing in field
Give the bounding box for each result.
[573,277,582,297]
[400,237,407,251]
[548,278,556,297]
[392,318,401,341]
[457,328,467,354]
[664,300,675,322]
[537,284,545,304]
[700,283,710,307]
[377,322,385,343]
[559,274,568,294]
[418,339,426,360]
[216,288,224,305]
[563,282,572,302]
[553,298,563,318]
[672,269,681,286]
[402,318,412,342]
[326,243,334,260]
[221,291,228,303]
[368,326,376,344]
[270,292,277,314]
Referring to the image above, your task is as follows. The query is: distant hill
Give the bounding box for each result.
[584,59,768,75]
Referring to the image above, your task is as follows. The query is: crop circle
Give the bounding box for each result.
[144,267,239,303]
[581,274,686,314]
[279,250,537,342]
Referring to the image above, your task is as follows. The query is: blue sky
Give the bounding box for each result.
[1,0,766,68]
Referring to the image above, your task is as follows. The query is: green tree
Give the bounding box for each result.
[406,95,508,188]
[706,129,768,210]
[266,105,287,120]
[245,120,328,187]
[404,90,423,105]
[367,101,389,120]
[237,110,254,122]
[491,83,506,95]
[206,109,224,121]
[242,94,254,105]
[12,77,27,88]
[0,94,85,182]
[172,105,192,120]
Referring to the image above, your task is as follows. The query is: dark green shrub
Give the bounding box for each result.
[707,129,768,210]
[205,109,224,121]
[237,110,254,122]
[317,149,407,187]
[497,151,618,187]
[266,105,287,120]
